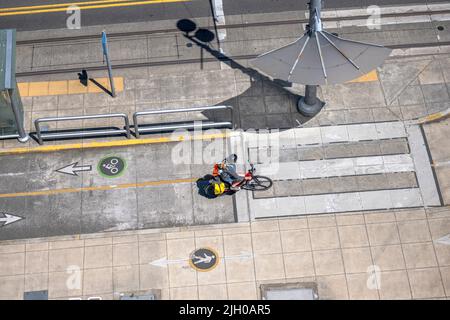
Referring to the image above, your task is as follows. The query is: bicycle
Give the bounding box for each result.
[204,163,273,197]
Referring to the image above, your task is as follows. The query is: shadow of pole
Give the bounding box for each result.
[89,78,114,97]
[181,25,293,89]
[208,0,221,49]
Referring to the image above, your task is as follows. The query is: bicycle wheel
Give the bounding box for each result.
[241,176,273,191]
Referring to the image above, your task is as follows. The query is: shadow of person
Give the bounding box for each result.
[196,175,217,199]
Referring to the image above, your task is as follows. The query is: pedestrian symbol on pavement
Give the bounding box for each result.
[189,248,219,272]
[97,156,126,178]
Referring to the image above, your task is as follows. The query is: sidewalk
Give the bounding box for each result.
[0,206,449,300]
[1,5,450,300]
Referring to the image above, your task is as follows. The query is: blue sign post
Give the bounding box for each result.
[102,31,116,97]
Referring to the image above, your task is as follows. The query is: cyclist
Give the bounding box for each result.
[218,154,243,191]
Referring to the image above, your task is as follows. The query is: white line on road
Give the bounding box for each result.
[212,0,226,41]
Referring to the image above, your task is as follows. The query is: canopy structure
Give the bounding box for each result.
[251,31,392,85]
[250,0,392,116]
[0,29,28,142]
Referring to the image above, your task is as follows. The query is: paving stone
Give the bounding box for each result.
[378,270,412,299]
[344,109,374,124]
[419,60,445,85]
[356,174,389,191]
[342,247,373,274]
[421,83,450,104]
[347,273,379,300]
[328,176,358,193]
[240,114,267,130]
[316,274,349,299]
[302,178,331,195]
[371,245,406,271]
[316,111,346,126]
[278,147,299,162]
[0,253,25,276]
[238,96,266,115]
[266,114,293,129]
[366,223,400,246]
[297,146,324,160]
[252,184,275,199]
[350,141,382,157]
[386,172,418,189]
[274,180,302,197]
[400,104,428,120]
[397,85,425,105]
[283,252,315,278]
[227,282,257,300]
[372,107,402,122]
[408,268,445,299]
[403,243,438,269]
[313,249,345,276]
[254,253,285,281]
[347,123,379,142]
[310,227,340,251]
[338,225,369,248]
[113,265,139,293]
[280,229,311,252]
[323,144,353,159]
[426,101,450,115]
[379,138,409,155]
[264,95,291,114]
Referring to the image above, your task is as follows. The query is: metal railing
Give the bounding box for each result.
[34,113,131,145]
[0,133,20,140]
[133,105,234,138]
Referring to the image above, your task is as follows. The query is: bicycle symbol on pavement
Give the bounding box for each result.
[97,156,126,178]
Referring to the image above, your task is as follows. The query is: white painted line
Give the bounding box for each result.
[259,154,415,180]
[251,188,423,218]
[212,0,227,41]
[243,122,408,150]
[405,124,441,206]
[435,234,450,246]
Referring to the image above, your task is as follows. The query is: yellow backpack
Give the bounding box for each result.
[213,182,226,195]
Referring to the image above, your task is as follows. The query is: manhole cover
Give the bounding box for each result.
[189,248,219,272]
[97,156,126,178]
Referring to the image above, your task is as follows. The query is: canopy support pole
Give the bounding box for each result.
[297,85,325,117]
[297,0,325,117]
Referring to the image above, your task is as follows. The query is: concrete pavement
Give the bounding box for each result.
[0,3,449,300]
[2,0,450,31]
[0,206,449,300]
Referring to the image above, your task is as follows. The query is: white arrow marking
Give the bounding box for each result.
[222,251,254,260]
[56,162,92,176]
[0,213,23,226]
[435,234,450,246]
[150,257,189,268]
[149,251,254,268]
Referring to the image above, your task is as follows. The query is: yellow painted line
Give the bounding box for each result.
[48,81,69,95]
[348,70,378,83]
[28,81,49,96]
[0,132,234,156]
[17,82,29,96]
[417,108,450,124]
[0,0,188,16]
[0,0,127,12]
[18,77,124,97]
[0,178,197,199]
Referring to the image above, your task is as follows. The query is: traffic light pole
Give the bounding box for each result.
[297,0,325,117]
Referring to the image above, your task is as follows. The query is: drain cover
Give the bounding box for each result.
[24,290,48,300]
